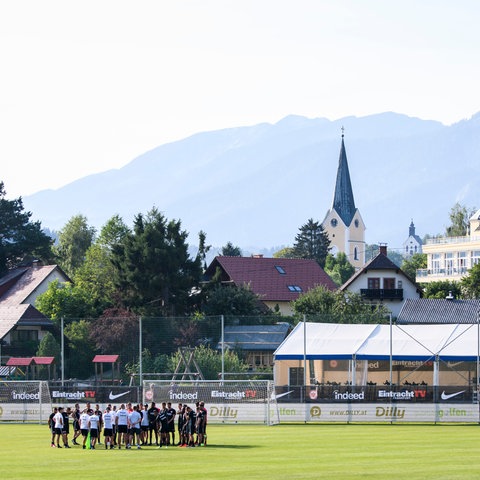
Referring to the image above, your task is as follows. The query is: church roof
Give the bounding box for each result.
[332,136,356,226]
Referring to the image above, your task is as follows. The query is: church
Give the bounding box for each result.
[322,132,366,270]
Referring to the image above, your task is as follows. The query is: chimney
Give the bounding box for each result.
[379,244,387,256]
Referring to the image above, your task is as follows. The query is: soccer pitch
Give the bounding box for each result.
[1,423,479,479]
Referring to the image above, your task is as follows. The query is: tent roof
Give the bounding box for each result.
[274,322,480,362]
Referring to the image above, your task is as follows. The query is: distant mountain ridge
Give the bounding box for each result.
[24,112,480,254]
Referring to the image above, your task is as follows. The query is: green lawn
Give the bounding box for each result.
[1,423,480,479]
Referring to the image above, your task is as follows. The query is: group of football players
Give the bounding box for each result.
[48,400,207,449]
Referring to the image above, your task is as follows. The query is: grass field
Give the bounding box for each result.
[1,423,480,479]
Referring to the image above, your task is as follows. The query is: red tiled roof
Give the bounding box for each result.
[33,357,55,365]
[205,256,336,302]
[6,357,34,366]
[93,355,119,363]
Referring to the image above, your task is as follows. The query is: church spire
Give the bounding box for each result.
[332,130,356,226]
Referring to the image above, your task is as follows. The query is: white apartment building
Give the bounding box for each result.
[416,209,480,283]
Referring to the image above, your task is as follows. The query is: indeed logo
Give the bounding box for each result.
[12,391,40,400]
[168,390,198,401]
[333,390,365,400]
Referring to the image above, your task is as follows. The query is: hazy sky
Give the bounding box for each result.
[1,0,479,198]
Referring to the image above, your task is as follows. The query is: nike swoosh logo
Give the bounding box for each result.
[447,362,464,368]
[109,391,131,401]
[272,390,294,400]
[440,390,465,400]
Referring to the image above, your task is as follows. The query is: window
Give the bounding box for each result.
[287,285,303,292]
[275,265,286,274]
[472,251,480,267]
[367,278,380,289]
[383,278,395,289]
[10,329,38,342]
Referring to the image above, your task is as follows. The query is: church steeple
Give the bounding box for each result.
[332,131,356,226]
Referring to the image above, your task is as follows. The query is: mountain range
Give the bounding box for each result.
[23,111,480,256]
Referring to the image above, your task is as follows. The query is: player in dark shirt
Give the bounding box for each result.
[166,402,176,446]
[147,402,159,445]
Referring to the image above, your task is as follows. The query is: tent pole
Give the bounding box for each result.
[477,311,479,424]
[389,314,392,386]
[303,316,307,423]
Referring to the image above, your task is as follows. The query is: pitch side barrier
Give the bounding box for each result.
[273,403,480,423]
[275,385,477,404]
[143,380,279,425]
[271,384,480,423]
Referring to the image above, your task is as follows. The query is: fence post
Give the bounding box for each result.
[139,316,143,388]
[61,317,64,387]
[221,315,224,383]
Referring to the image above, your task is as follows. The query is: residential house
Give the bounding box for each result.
[204,255,337,315]
[417,209,480,283]
[0,264,70,359]
[340,245,422,318]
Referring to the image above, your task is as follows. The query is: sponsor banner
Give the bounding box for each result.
[271,403,480,423]
[323,360,434,372]
[50,387,140,405]
[146,385,266,405]
[0,403,53,422]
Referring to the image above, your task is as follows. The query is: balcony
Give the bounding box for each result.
[360,289,404,301]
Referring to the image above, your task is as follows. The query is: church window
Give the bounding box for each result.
[354,219,359,228]
[354,246,358,260]
[330,218,338,227]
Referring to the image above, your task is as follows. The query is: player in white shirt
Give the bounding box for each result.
[79,408,90,449]
[128,405,142,449]
[115,404,129,449]
[53,407,64,448]
[102,406,114,449]
[88,410,100,449]
[140,404,149,445]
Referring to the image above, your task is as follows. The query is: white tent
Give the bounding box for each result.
[274,322,480,362]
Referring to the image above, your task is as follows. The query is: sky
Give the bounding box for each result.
[1,0,479,198]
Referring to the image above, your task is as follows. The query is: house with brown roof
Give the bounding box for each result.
[0,264,70,358]
[340,245,422,318]
[204,255,337,315]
